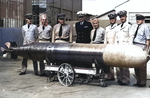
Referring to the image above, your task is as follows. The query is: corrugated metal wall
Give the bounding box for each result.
[0,0,32,28]
[0,0,25,28]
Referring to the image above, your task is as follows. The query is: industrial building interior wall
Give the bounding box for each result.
[47,0,82,12]
[46,0,82,26]
[47,8,60,26]
[0,0,25,28]
[32,0,82,26]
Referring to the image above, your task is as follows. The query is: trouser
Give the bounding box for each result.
[134,65,147,85]
[21,58,38,74]
[107,67,115,79]
[116,67,130,83]
[39,60,45,74]
[134,43,147,85]
[39,40,50,74]
[103,66,114,79]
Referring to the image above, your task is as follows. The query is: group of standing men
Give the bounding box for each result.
[19,13,72,76]
[20,13,52,76]
[103,10,150,87]
[19,10,150,87]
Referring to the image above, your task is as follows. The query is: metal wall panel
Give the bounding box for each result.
[0,28,23,55]
[0,0,32,27]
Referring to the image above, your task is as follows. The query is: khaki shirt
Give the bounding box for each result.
[38,25,52,40]
[90,27,105,44]
[52,23,72,43]
[104,23,117,44]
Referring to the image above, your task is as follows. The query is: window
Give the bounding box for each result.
[145,16,150,23]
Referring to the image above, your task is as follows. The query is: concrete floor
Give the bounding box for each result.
[0,56,150,98]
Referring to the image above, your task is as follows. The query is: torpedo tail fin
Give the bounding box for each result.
[1,42,18,59]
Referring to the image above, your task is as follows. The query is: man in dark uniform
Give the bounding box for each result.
[75,11,93,43]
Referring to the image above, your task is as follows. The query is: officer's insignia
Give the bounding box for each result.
[84,26,88,28]
[111,26,116,30]
[128,22,132,25]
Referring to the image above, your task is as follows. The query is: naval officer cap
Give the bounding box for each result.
[57,13,66,20]
[77,11,86,17]
[25,13,33,19]
[117,10,127,17]
[136,14,145,20]
[108,13,117,19]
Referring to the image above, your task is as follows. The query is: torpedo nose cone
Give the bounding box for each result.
[103,45,149,68]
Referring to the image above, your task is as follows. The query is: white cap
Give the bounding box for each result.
[77,11,86,16]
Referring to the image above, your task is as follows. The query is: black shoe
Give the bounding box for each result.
[133,83,139,86]
[138,84,146,87]
[117,80,122,84]
[106,78,115,81]
[19,72,26,75]
[35,73,38,75]
[39,73,46,76]
[120,82,128,85]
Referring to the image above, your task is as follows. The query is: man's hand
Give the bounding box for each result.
[5,42,11,48]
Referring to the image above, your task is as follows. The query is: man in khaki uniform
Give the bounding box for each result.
[52,13,72,43]
[38,13,52,76]
[90,18,105,44]
[115,10,134,85]
[104,13,118,80]
[38,13,52,43]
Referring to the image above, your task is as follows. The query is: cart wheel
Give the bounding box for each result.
[99,79,107,87]
[57,63,75,87]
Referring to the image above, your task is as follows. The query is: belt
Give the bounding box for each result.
[40,39,50,41]
[133,42,146,45]
[55,38,69,41]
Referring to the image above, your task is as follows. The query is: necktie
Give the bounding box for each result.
[133,25,140,40]
[111,23,114,27]
[121,23,124,28]
[59,25,62,37]
[93,29,97,41]
[42,26,45,30]
[28,24,30,28]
